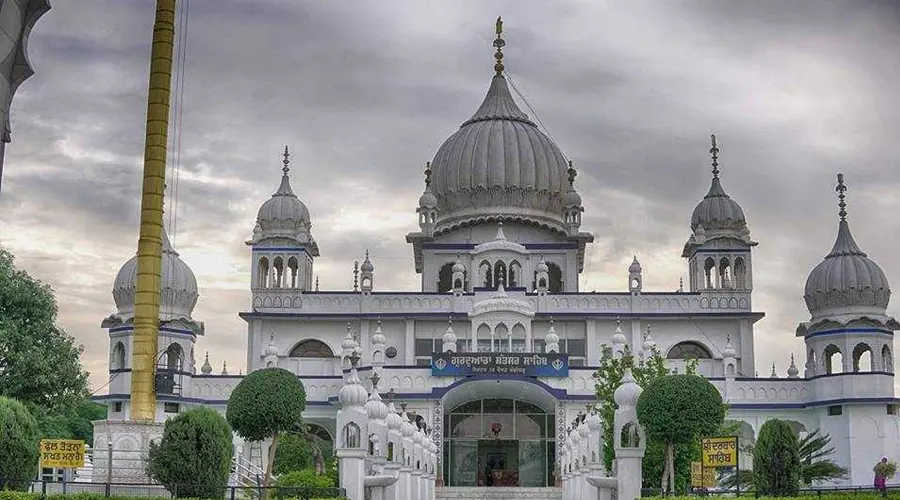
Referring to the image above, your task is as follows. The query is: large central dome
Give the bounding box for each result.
[429,73,572,234]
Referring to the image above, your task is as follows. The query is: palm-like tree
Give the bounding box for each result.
[720,429,848,489]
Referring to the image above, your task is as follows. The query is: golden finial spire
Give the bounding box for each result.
[493,16,506,76]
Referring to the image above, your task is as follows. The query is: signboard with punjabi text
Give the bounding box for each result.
[40,439,86,468]
[701,436,739,468]
[431,352,569,377]
[691,461,716,488]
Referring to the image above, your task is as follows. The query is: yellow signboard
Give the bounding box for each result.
[701,436,738,468]
[40,439,86,468]
[691,462,716,488]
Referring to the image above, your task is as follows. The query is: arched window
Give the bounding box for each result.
[112,342,126,370]
[273,257,285,288]
[479,261,493,288]
[165,343,184,371]
[824,344,843,374]
[343,422,360,448]
[257,257,270,289]
[620,422,640,448]
[853,343,873,372]
[719,258,731,288]
[493,261,507,288]
[508,261,522,288]
[734,257,747,289]
[287,256,299,289]
[289,340,335,358]
[437,263,454,293]
[883,345,893,372]
[547,263,563,293]
[666,341,712,360]
[704,257,716,288]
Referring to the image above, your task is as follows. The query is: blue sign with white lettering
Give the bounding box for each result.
[431,352,569,377]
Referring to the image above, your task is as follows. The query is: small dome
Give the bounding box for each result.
[629,256,642,274]
[112,231,198,320]
[452,259,465,274]
[366,390,389,421]
[386,402,403,431]
[614,368,643,408]
[256,149,312,239]
[342,328,359,353]
[611,321,627,346]
[419,187,438,209]
[371,322,387,347]
[804,219,890,316]
[339,371,369,407]
[401,414,415,438]
[200,352,213,374]
[361,251,374,273]
[442,323,458,345]
[691,177,746,232]
[545,321,560,345]
[787,354,800,378]
[563,185,582,208]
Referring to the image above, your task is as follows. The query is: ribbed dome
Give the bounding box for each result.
[112,231,198,320]
[430,75,572,234]
[386,402,403,431]
[691,177,746,232]
[255,149,312,240]
[614,368,643,408]
[804,219,890,316]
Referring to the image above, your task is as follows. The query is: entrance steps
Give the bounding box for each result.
[435,487,562,500]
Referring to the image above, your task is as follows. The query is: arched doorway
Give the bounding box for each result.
[441,379,557,488]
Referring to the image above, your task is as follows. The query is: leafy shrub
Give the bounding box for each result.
[0,397,41,491]
[146,406,234,499]
[876,460,898,479]
[277,469,336,488]
[754,418,801,496]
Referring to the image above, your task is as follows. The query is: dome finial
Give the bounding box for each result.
[282,145,290,175]
[424,161,432,187]
[710,134,720,179]
[493,17,506,76]
[567,160,577,186]
[836,173,848,221]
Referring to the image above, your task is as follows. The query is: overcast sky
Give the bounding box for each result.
[1,0,899,392]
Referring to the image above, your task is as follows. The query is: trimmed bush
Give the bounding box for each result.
[0,397,41,491]
[754,418,802,496]
[227,368,307,497]
[146,407,234,499]
[277,469,336,488]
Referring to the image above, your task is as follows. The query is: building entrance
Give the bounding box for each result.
[443,398,555,487]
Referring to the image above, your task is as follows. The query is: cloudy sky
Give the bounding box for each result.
[1,0,899,392]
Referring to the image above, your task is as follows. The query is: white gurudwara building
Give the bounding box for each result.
[94,24,898,490]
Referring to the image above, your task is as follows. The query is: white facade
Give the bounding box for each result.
[95,30,899,491]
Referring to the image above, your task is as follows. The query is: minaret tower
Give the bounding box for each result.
[798,173,898,485]
[247,146,319,292]
[682,135,757,293]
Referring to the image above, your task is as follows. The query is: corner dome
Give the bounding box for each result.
[112,231,199,321]
[804,220,890,316]
[804,175,891,321]
[255,147,313,240]
[690,136,748,233]
[429,73,571,235]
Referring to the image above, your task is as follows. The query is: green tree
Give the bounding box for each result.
[798,429,848,485]
[274,424,333,476]
[146,406,234,499]
[753,419,801,496]
[592,344,697,490]
[227,368,306,498]
[0,396,41,491]
[722,428,847,489]
[636,373,726,495]
[0,249,89,411]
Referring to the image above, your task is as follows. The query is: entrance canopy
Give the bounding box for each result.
[441,377,557,414]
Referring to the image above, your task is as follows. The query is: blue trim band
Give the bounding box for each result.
[805,327,894,339]
[109,325,197,336]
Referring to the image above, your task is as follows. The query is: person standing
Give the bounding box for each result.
[875,457,889,495]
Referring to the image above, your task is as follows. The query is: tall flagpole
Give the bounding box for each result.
[131,0,177,422]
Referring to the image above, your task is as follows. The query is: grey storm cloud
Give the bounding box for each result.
[0,0,898,389]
